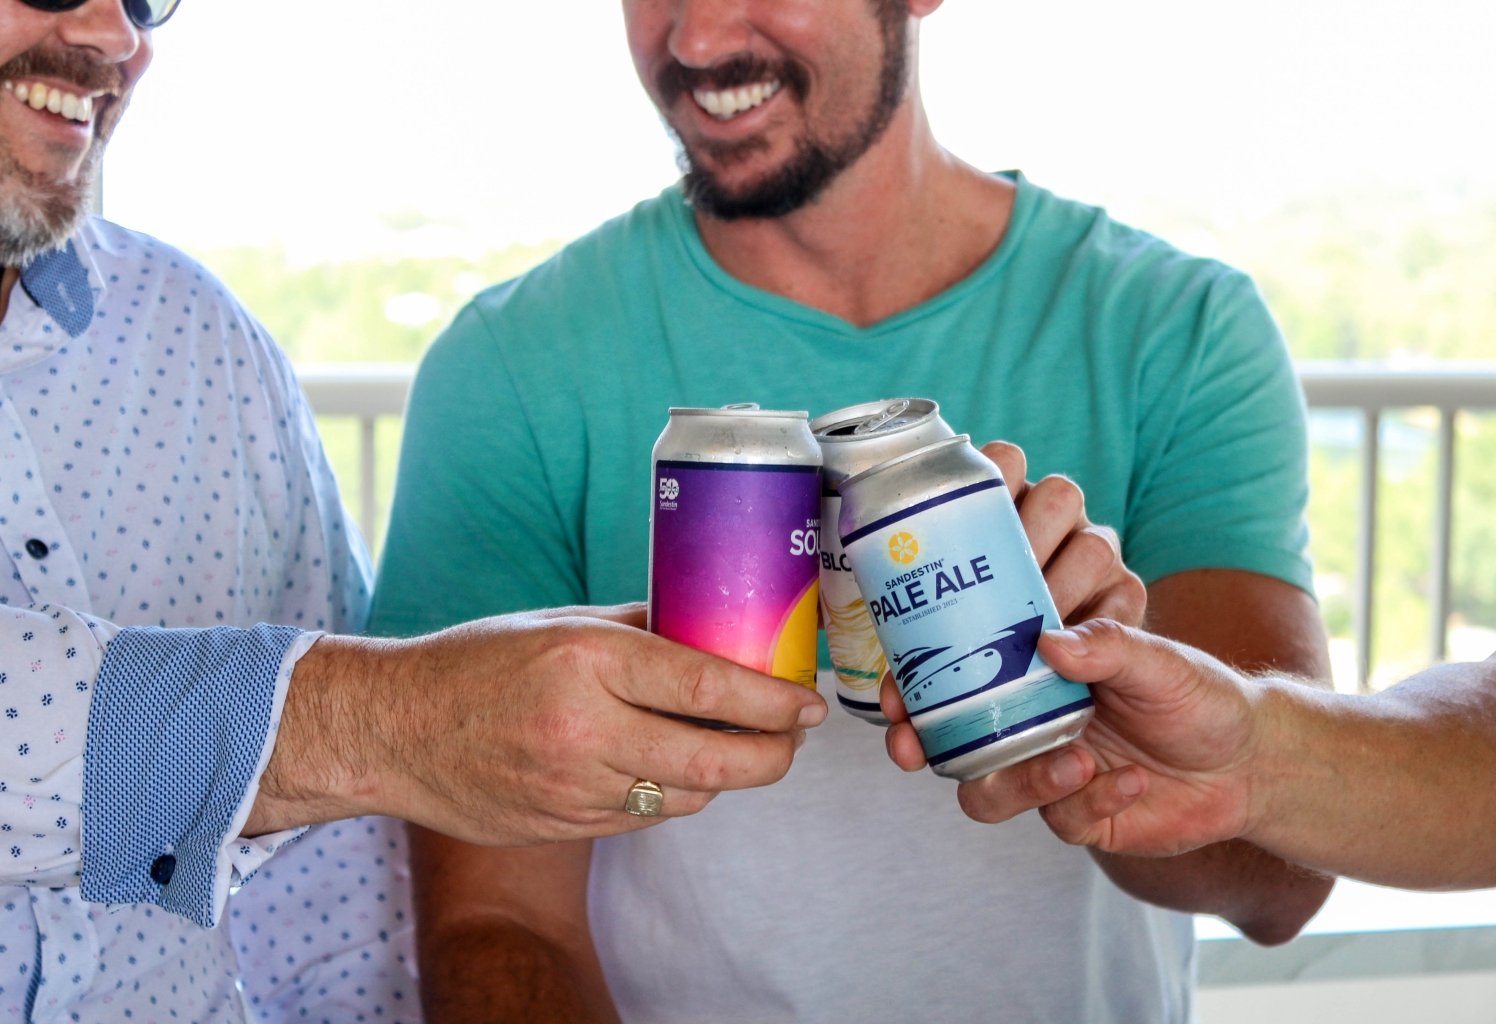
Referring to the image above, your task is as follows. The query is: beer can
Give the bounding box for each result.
[648,405,822,694]
[838,435,1094,780]
[811,398,954,723]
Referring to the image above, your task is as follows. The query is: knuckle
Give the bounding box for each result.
[678,660,728,718]
[1032,475,1085,521]
[680,742,732,792]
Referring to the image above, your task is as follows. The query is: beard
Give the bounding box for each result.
[658,0,910,221]
[0,143,100,266]
[0,47,122,266]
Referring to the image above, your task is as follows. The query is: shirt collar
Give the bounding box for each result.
[18,230,102,338]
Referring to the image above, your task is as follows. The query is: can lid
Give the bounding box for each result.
[668,405,809,420]
[811,397,940,439]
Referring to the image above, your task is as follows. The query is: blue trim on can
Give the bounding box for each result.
[841,478,1005,547]
[837,693,882,713]
[927,697,1095,768]
[657,460,820,474]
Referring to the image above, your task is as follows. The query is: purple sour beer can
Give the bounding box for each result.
[648,405,822,690]
[811,399,955,724]
[838,435,1094,780]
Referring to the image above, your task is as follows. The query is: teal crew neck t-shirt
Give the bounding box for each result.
[374,172,1311,638]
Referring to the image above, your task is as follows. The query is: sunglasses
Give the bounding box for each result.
[20,0,181,30]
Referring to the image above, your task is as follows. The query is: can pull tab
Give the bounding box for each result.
[853,399,912,435]
[720,402,761,411]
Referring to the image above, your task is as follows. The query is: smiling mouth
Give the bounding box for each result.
[691,79,782,121]
[2,78,101,124]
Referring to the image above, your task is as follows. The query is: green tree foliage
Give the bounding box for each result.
[187,187,1496,682]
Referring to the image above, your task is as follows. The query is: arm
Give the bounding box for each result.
[1085,568,1334,945]
[1006,619,1496,891]
[247,605,824,845]
[882,448,1335,942]
[411,832,616,1023]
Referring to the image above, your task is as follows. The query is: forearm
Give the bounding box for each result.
[1244,660,1496,890]
[411,830,618,1023]
[243,633,403,836]
[418,914,620,1023]
[1091,841,1331,945]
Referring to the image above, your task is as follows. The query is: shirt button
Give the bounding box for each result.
[150,854,177,885]
[25,538,49,560]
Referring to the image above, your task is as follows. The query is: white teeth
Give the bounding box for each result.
[692,79,782,121]
[2,79,96,122]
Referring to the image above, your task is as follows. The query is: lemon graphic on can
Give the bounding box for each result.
[888,531,919,564]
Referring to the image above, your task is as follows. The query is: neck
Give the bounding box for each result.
[693,97,1015,328]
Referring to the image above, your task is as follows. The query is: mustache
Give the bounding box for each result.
[0,46,124,96]
[657,55,808,107]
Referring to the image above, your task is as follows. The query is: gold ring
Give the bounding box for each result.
[624,779,665,817]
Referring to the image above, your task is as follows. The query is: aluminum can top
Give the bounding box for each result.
[656,405,819,468]
[811,399,950,485]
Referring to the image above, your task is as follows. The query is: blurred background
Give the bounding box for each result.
[103,4,1496,1015]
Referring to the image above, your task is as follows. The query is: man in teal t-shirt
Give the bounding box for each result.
[371,2,1334,1021]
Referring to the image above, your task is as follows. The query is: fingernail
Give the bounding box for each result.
[797,702,827,728]
[794,730,807,750]
[1051,749,1086,789]
[1046,629,1088,658]
[1117,769,1144,797]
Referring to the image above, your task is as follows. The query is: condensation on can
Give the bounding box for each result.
[648,405,823,695]
[838,434,1094,780]
[811,399,954,724]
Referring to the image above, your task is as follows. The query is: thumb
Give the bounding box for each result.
[1038,618,1205,706]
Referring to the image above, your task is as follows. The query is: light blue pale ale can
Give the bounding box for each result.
[838,435,1094,781]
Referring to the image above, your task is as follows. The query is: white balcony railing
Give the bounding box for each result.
[302,362,1496,690]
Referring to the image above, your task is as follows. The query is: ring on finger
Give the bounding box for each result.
[624,779,665,817]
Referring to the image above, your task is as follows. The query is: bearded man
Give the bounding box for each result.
[373,1,1335,1021]
[0,3,831,1021]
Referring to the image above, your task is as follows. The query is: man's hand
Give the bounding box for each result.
[882,440,1146,771]
[950,618,1262,855]
[247,604,827,845]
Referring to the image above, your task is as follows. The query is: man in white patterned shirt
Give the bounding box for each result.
[0,1,826,1020]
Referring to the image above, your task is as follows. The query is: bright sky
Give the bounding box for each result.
[105,0,1496,260]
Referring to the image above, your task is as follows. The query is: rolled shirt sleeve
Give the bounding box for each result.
[79,623,316,927]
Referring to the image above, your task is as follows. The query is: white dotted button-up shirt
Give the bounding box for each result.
[0,220,417,1022]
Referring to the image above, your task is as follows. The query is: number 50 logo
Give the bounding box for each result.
[659,477,680,501]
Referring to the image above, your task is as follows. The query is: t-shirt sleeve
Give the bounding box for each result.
[370,297,587,638]
[1122,269,1315,594]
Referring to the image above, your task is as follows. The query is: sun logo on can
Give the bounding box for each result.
[888,531,919,564]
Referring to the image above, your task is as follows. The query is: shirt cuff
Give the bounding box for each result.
[80,624,318,927]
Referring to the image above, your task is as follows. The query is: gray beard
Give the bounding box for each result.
[0,146,96,267]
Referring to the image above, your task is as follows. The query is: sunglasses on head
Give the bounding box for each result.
[19,0,181,30]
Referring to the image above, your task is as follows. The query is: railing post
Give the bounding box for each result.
[360,415,379,545]
[1430,409,1457,664]
[1355,409,1380,692]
